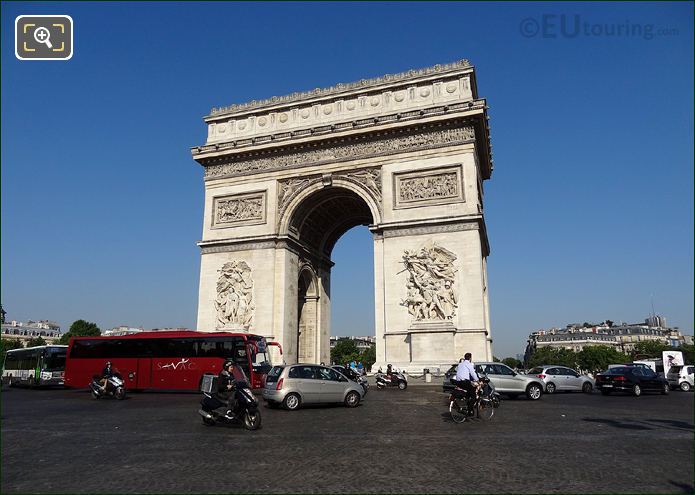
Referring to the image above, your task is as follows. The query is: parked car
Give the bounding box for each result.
[442,362,544,400]
[666,365,694,392]
[526,365,594,394]
[262,364,364,410]
[595,366,670,396]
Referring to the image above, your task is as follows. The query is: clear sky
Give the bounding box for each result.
[2,2,693,358]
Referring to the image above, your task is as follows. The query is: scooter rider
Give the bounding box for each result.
[99,361,114,392]
[218,360,245,418]
[455,353,480,413]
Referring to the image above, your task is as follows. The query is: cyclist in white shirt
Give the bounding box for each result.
[455,353,480,413]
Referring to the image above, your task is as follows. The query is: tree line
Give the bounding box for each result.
[526,341,694,375]
[1,320,100,361]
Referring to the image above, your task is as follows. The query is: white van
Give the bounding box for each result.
[666,365,694,392]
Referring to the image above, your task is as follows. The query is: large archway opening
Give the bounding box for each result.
[287,185,376,364]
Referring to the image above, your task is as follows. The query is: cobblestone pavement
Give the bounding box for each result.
[2,385,693,493]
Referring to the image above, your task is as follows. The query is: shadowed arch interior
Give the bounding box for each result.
[289,186,374,256]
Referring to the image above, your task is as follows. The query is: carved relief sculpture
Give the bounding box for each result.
[343,168,382,201]
[214,261,255,328]
[400,243,458,321]
[399,172,457,203]
[213,192,265,227]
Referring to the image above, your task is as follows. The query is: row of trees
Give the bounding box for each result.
[330,339,376,370]
[1,320,101,362]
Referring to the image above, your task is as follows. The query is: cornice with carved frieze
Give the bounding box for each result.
[207,60,472,118]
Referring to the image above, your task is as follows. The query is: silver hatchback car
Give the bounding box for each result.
[526,365,595,394]
[262,364,364,410]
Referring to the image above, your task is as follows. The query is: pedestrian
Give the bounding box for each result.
[357,361,364,375]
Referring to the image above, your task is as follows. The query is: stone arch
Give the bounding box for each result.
[278,177,381,248]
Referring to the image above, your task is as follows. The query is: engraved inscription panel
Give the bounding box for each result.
[394,165,464,209]
[212,191,266,228]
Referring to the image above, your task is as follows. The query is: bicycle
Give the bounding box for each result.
[448,376,495,423]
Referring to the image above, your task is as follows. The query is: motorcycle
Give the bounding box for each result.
[333,366,369,396]
[198,374,261,431]
[375,371,408,390]
[90,373,126,400]
[448,373,500,423]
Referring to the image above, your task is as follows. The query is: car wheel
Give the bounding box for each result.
[545,382,556,394]
[661,383,669,395]
[632,384,641,397]
[344,391,360,408]
[680,382,691,392]
[600,389,611,396]
[526,383,542,400]
[283,393,301,411]
[582,382,593,394]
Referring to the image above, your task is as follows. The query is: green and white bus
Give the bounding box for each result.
[2,345,68,387]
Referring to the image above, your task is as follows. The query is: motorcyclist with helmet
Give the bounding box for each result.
[218,360,246,418]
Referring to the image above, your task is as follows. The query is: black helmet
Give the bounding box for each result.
[223,360,235,369]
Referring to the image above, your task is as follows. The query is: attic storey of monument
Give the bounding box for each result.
[192,60,494,371]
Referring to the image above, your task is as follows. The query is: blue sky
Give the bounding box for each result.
[2,2,693,358]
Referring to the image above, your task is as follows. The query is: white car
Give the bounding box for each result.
[526,365,595,394]
[666,365,694,392]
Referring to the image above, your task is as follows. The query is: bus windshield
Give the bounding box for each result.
[44,348,67,371]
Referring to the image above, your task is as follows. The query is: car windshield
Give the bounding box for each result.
[527,367,543,375]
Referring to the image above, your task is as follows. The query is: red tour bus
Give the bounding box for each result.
[64,331,282,391]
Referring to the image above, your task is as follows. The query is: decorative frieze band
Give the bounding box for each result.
[200,240,277,254]
[209,60,472,117]
[203,123,475,181]
[394,165,463,209]
[212,191,267,228]
[377,221,479,239]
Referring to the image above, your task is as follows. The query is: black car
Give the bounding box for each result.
[595,366,670,396]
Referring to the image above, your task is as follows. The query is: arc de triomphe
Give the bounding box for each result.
[191,60,493,372]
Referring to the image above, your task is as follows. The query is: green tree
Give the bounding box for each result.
[577,345,630,375]
[26,336,47,347]
[502,357,522,369]
[528,347,579,369]
[492,355,501,363]
[330,339,360,366]
[1,338,24,370]
[633,340,671,359]
[678,344,694,365]
[58,319,101,345]
[359,345,376,371]
[605,320,614,328]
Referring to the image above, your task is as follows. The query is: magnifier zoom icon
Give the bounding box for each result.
[33,27,53,49]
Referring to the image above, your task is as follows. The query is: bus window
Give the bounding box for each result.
[44,348,66,371]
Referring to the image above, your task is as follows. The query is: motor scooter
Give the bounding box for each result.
[90,373,126,400]
[198,374,262,431]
